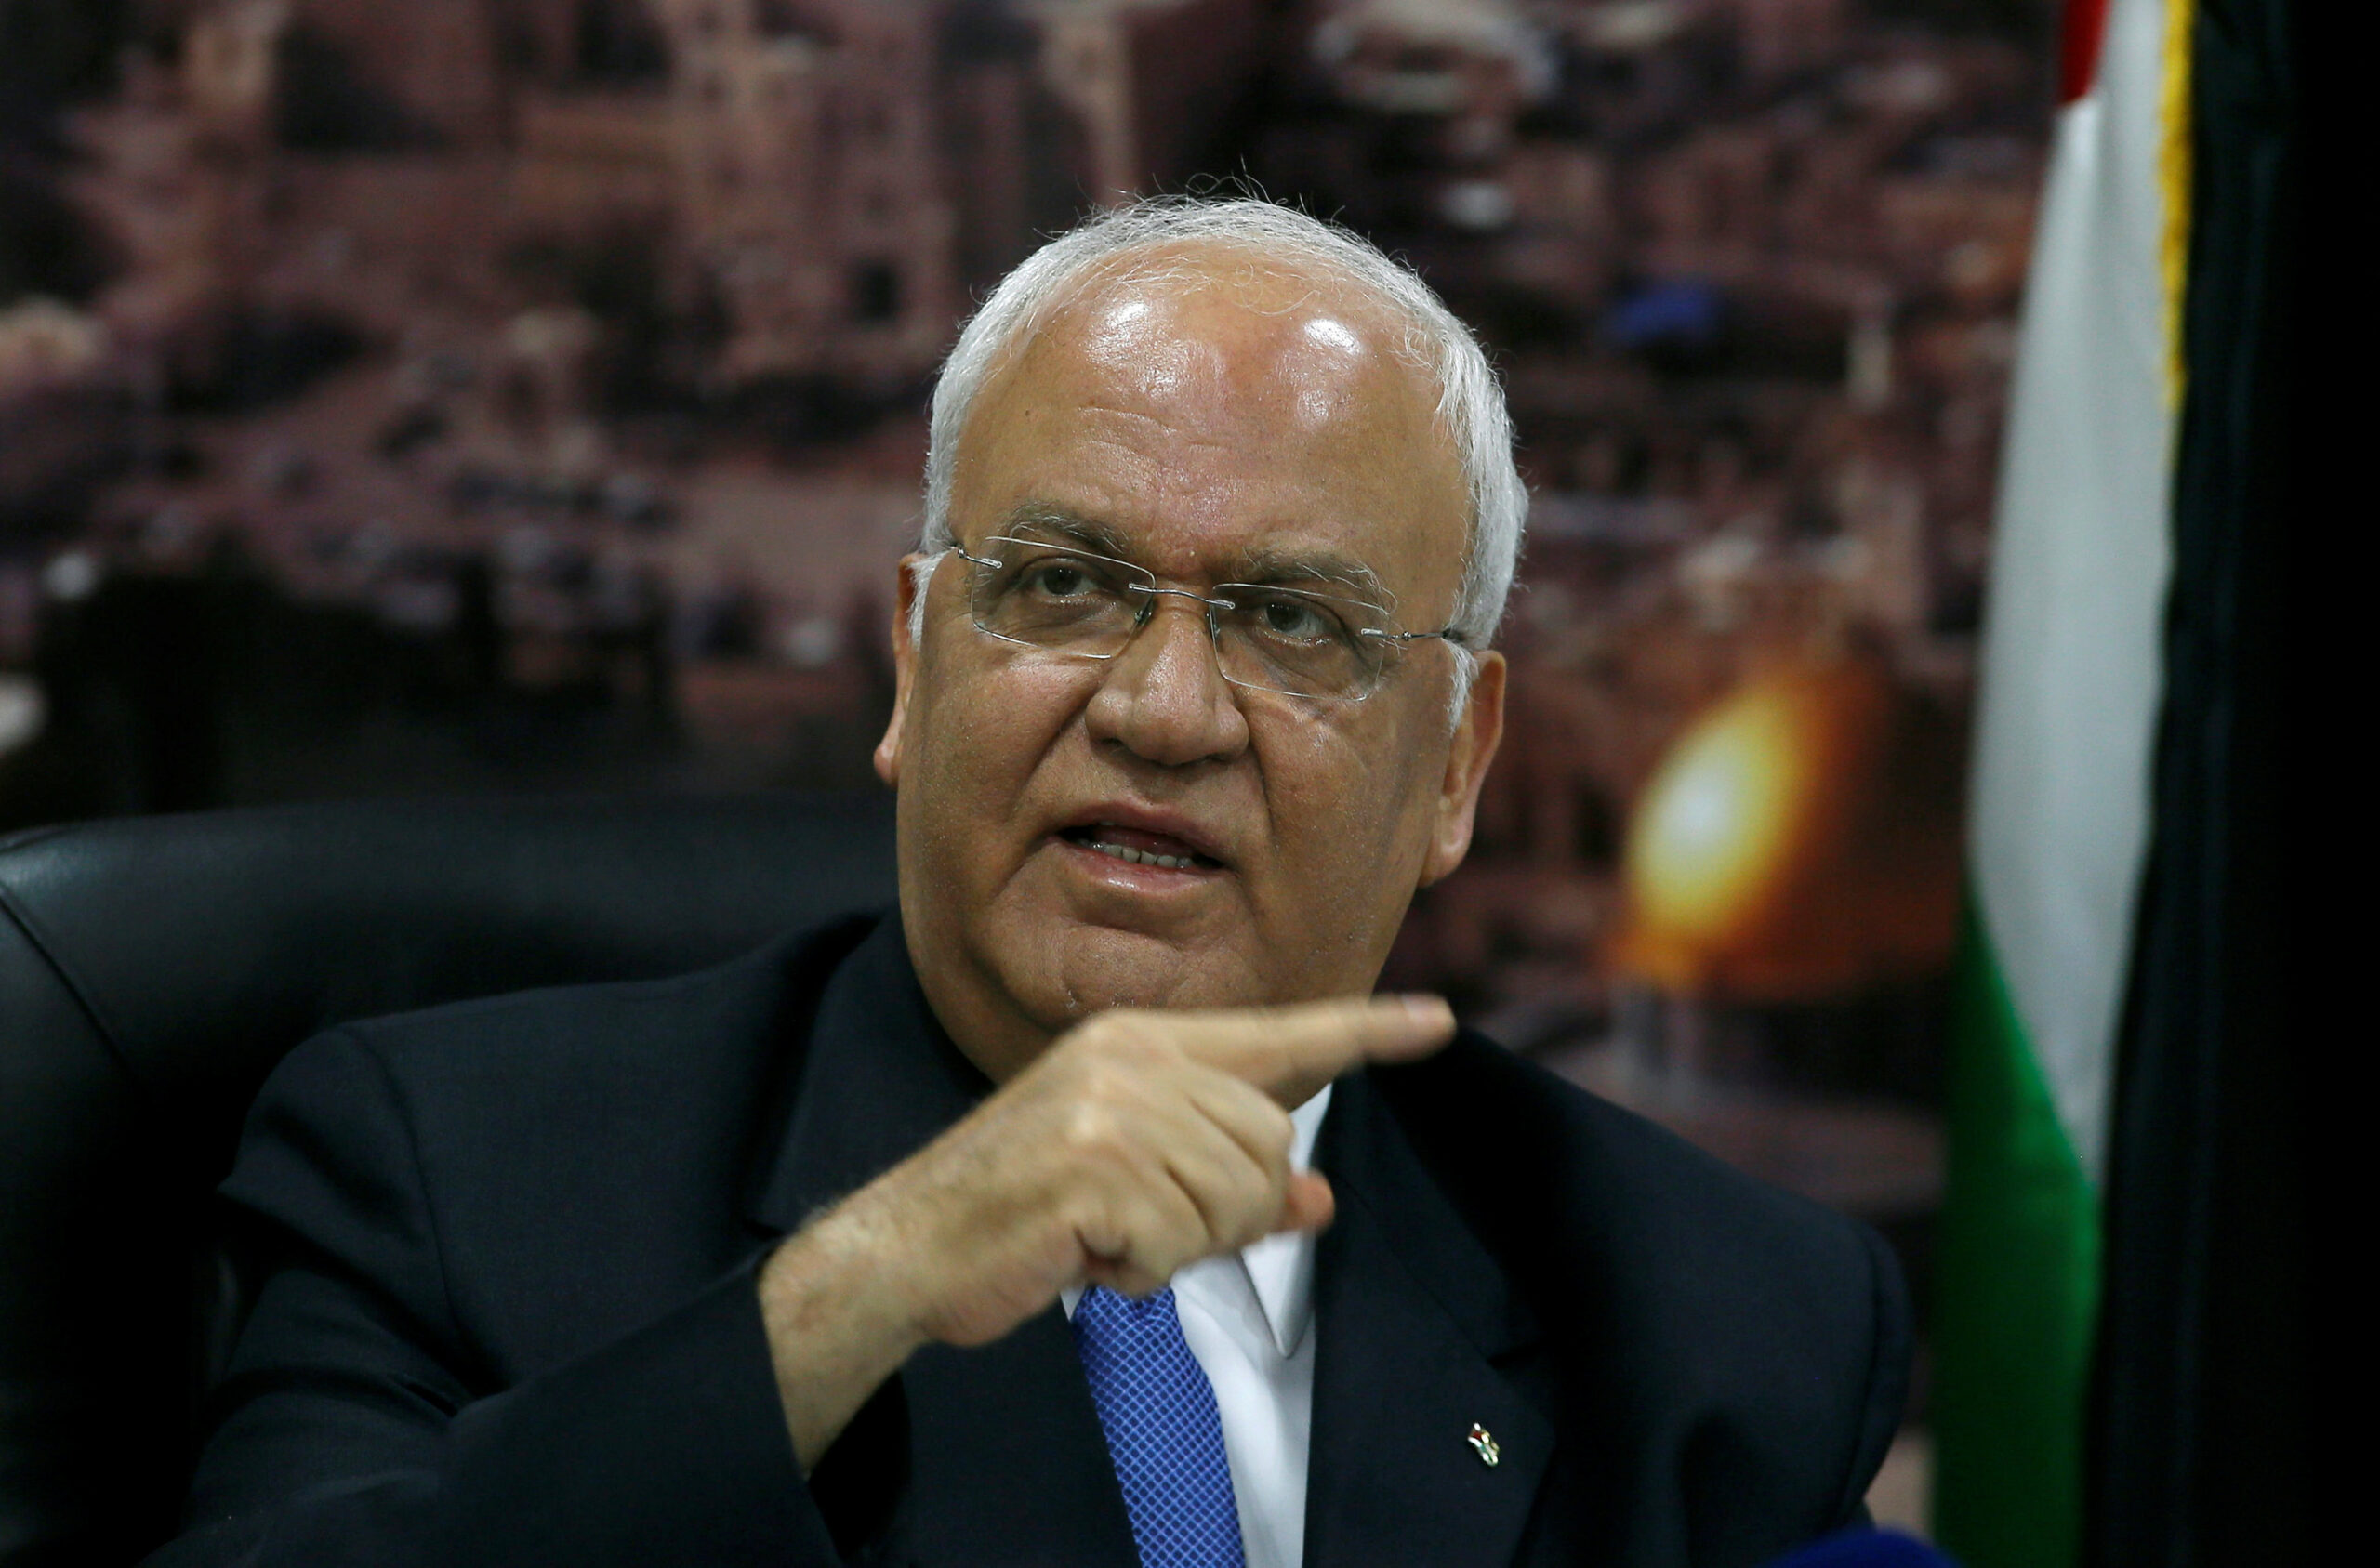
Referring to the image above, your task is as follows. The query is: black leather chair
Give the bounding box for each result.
[0,793,896,1567]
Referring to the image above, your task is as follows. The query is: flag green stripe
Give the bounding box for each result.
[1932,899,2101,1568]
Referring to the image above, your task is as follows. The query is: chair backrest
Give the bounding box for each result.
[0,792,896,1566]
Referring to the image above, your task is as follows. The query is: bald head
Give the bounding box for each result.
[945,250,1471,625]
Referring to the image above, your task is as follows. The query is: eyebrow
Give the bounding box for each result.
[998,503,1139,561]
[1229,543,1393,607]
[996,501,1396,608]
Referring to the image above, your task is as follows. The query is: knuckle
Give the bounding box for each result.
[1060,1100,1129,1163]
[1253,1100,1295,1155]
[1256,1151,1290,1204]
[1218,1189,1276,1246]
[1062,1188,1114,1244]
[1075,1058,1147,1120]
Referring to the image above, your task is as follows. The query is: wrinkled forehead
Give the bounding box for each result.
[953,244,1470,610]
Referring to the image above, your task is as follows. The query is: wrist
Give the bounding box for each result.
[760,1194,933,1367]
[757,1194,933,1469]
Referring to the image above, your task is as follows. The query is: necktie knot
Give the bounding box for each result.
[1071,1285,1248,1568]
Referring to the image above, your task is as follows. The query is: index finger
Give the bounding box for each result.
[1154,995,1456,1105]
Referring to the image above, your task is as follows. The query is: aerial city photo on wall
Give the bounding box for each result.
[1,2,2062,1528]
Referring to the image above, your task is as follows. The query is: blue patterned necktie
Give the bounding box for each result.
[1070,1285,1249,1568]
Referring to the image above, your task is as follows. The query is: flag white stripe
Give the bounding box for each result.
[1968,0,2177,1188]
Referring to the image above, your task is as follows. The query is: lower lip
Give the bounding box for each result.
[1052,835,1223,888]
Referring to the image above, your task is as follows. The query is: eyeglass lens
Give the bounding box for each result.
[969,540,1391,699]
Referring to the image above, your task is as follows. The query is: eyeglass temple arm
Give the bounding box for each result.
[1363,626,1469,647]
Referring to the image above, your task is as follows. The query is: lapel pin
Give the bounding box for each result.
[1467,1423,1501,1468]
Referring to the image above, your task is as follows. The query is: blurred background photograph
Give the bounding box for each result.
[0,1,2293,1563]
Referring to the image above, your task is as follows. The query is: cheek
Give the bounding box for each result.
[908,650,1089,827]
[1252,701,1441,900]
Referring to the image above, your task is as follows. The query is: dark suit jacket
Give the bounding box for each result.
[151,914,1908,1568]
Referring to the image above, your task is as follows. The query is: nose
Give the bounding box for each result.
[1084,592,1250,768]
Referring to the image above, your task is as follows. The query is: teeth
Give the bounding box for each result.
[1086,839,1197,871]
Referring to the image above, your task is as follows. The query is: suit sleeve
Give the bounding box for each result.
[145,1029,849,1568]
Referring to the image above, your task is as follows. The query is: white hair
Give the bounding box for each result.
[911,197,1526,691]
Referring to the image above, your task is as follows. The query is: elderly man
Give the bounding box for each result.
[157,202,1908,1568]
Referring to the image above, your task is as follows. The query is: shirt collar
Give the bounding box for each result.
[1239,1083,1331,1358]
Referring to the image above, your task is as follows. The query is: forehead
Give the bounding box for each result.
[950,250,1471,611]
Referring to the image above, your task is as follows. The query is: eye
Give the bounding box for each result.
[1250,593,1345,643]
[1264,600,1321,637]
[1020,559,1098,598]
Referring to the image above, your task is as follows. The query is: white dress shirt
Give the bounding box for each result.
[1063,1085,1331,1568]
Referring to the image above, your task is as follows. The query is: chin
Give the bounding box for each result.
[1024,922,1260,1021]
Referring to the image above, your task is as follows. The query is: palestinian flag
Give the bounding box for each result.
[1930,0,2196,1561]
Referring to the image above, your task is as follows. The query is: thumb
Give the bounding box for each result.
[1275,1170,1335,1234]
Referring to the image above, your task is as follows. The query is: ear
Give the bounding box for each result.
[1420,651,1506,888]
[873,553,933,787]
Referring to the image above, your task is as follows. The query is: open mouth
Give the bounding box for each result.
[1058,824,1223,873]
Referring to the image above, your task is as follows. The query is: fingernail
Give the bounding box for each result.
[1396,995,1453,1027]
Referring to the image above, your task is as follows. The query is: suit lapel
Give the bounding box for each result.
[1305,1071,1554,1568]
[743,916,985,1234]
[743,917,1137,1567]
